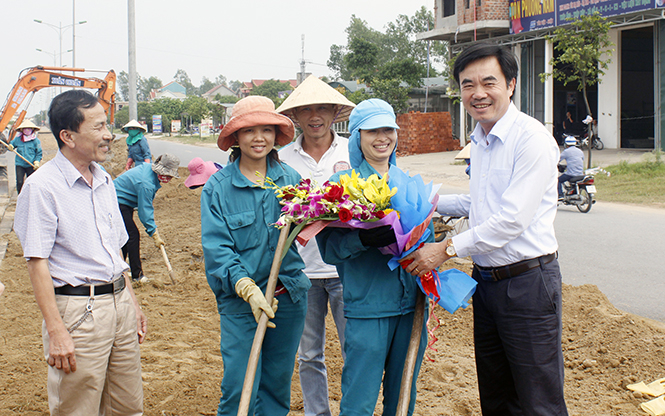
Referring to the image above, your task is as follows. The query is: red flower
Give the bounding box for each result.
[324,185,344,202]
[375,210,386,219]
[338,208,353,223]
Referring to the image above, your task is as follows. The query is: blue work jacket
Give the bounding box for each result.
[113,163,161,236]
[127,137,152,165]
[10,137,42,168]
[316,160,435,319]
[200,158,309,315]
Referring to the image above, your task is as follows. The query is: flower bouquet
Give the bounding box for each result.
[265,168,476,314]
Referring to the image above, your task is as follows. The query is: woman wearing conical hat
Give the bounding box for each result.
[8,119,43,193]
[121,119,152,170]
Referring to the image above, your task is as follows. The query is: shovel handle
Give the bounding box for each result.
[0,140,36,169]
[237,225,291,416]
[395,290,426,416]
[159,244,177,284]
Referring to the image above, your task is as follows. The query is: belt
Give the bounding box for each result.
[54,277,126,296]
[474,253,557,282]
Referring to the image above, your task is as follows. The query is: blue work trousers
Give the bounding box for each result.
[298,278,347,416]
[472,258,568,416]
[216,291,307,416]
[339,311,427,416]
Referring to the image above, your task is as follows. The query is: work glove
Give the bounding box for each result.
[640,395,665,416]
[33,160,40,169]
[628,378,665,397]
[359,225,397,248]
[7,144,14,151]
[152,230,165,248]
[235,277,279,328]
[125,158,134,171]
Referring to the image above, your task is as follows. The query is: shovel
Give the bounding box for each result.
[237,225,290,416]
[0,140,36,169]
[159,244,177,284]
[395,290,426,416]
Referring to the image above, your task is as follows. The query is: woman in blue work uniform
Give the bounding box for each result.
[122,119,152,170]
[316,99,431,416]
[200,95,310,416]
[9,120,43,193]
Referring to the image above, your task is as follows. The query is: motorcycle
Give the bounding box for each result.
[558,164,597,213]
[566,132,604,150]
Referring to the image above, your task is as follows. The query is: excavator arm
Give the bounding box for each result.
[0,66,116,142]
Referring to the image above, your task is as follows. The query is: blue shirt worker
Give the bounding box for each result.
[122,119,152,171]
[9,119,43,193]
[558,136,585,199]
[403,43,568,416]
[201,96,310,416]
[277,75,355,416]
[316,99,431,416]
[114,153,180,283]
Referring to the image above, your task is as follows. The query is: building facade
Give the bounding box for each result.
[419,0,665,151]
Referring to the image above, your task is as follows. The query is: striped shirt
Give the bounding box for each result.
[14,150,129,287]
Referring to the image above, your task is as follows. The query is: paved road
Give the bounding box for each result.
[142,139,665,322]
[147,137,229,167]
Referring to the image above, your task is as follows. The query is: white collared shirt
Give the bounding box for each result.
[279,131,351,278]
[14,151,129,286]
[437,103,559,267]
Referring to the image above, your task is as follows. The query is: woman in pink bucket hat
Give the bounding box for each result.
[201,95,310,416]
[184,157,222,189]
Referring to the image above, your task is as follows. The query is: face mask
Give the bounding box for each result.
[22,129,34,136]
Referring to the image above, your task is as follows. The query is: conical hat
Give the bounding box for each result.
[276,76,356,123]
[16,119,40,131]
[122,119,147,133]
[455,143,471,160]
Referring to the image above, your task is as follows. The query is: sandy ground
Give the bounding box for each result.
[1,134,665,415]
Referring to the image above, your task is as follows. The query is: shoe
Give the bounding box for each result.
[133,274,149,284]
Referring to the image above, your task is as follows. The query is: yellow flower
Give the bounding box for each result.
[338,170,364,200]
[363,174,397,210]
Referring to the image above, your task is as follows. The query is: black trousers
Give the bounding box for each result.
[119,204,142,280]
[472,258,568,416]
[16,165,35,194]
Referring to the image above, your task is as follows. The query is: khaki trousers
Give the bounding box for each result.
[43,287,143,415]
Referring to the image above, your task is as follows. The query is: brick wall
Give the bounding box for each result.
[396,112,461,156]
[459,0,509,24]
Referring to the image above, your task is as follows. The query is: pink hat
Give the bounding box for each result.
[217,96,295,151]
[184,157,220,188]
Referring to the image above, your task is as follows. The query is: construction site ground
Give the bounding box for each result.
[1,133,664,415]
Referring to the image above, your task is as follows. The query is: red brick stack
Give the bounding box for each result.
[396,112,461,156]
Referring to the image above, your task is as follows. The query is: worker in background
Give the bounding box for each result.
[184,157,223,189]
[122,119,151,171]
[114,153,180,283]
[8,120,43,193]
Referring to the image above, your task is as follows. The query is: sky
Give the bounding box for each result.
[1,0,434,117]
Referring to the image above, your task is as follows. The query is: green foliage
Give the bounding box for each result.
[228,80,244,94]
[249,80,293,102]
[328,8,447,82]
[594,155,665,206]
[541,12,614,168]
[345,38,380,83]
[199,76,216,96]
[378,59,425,88]
[138,76,163,101]
[174,69,197,96]
[115,106,129,128]
[214,94,239,103]
[118,71,130,102]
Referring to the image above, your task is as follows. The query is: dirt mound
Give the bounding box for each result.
[1,136,664,415]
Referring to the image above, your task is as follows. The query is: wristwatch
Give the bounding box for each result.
[445,239,457,257]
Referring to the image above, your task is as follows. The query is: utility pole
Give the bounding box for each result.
[299,34,306,86]
[128,0,138,120]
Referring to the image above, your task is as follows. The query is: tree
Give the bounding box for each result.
[199,76,216,96]
[229,80,244,94]
[118,71,130,101]
[138,76,162,101]
[345,38,380,83]
[174,69,197,96]
[541,12,614,168]
[214,74,228,87]
[182,96,210,123]
[249,80,293,102]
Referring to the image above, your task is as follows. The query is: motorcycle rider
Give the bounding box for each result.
[558,136,585,200]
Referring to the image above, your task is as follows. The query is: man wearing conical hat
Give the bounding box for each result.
[277,75,355,416]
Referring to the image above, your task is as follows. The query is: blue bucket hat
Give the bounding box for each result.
[348,98,400,169]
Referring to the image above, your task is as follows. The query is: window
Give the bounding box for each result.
[443,0,455,16]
